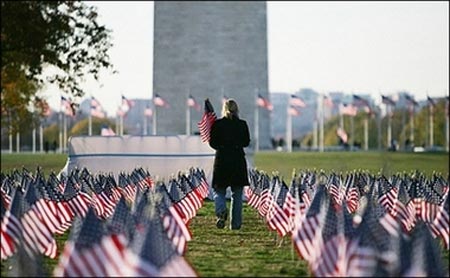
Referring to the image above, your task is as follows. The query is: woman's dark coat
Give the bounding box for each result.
[209,117,251,189]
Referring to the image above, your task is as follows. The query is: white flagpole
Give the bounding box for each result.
[286,105,292,153]
[186,90,191,135]
[143,113,148,135]
[30,107,36,153]
[8,114,12,153]
[16,132,20,153]
[88,112,92,136]
[120,115,124,136]
[88,95,93,136]
[39,123,43,152]
[350,114,354,151]
[429,104,433,147]
[364,114,369,151]
[313,99,318,149]
[153,103,157,135]
[446,98,449,152]
[254,88,259,152]
[409,106,414,144]
[63,114,67,153]
[319,94,324,152]
[387,104,392,148]
[9,128,13,153]
[377,106,382,150]
[32,127,36,153]
[117,114,120,135]
[58,111,63,153]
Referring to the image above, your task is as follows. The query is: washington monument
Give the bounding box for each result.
[153,1,271,149]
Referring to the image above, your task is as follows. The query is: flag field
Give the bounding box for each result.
[1,151,449,276]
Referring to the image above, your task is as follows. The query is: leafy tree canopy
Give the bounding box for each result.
[1,1,114,132]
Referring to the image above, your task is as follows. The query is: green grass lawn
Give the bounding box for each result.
[1,151,449,277]
[253,151,449,179]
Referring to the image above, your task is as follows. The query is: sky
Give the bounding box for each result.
[41,1,449,117]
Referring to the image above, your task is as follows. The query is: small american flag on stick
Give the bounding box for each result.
[197,99,216,143]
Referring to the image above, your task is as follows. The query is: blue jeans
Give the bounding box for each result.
[213,186,243,229]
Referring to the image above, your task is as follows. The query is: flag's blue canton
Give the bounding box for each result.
[107,196,135,240]
[69,208,105,250]
[129,197,176,269]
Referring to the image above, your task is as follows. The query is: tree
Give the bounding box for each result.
[1,1,114,133]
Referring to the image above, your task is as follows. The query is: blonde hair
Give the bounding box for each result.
[222,98,239,119]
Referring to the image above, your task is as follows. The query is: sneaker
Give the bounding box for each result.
[216,211,227,229]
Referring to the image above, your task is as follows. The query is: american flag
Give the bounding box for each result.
[2,186,51,259]
[89,177,117,220]
[283,178,298,232]
[128,199,197,277]
[130,167,154,191]
[165,180,186,220]
[311,201,356,277]
[118,173,138,203]
[20,174,56,258]
[54,208,136,277]
[1,184,11,210]
[289,94,306,107]
[181,174,204,210]
[106,196,136,242]
[377,176,397,214]
[131,187,151,226]
[43,173,74,235]
[168,178,198,223]
[156,185,192,255]
[381,95,396,106]
[187,94,201,111]
[60,96,76,117]
[352,94,370,108]
[339,103,358,116]
[245,170,263,209]
[298,174,313,216]
[23,177,59,259]
[292,185,328,263]
[392,178,416,233]
[1,187,19,260]
[153,93,169,108]
[197,98,216,143]
[90,96,105,118]
[428,193,449,249]
[344,174,359,213]
[189,168,210,200]
[257,94,273,110]
[121,95,135,113]
[327,173,342,207]
[63,175,91,218]
[375,178,402,237]
[404,94,418,107]
[348,195,395,276]
[256,173,272,217]
[398,221,447,276]
[265,177,291,237]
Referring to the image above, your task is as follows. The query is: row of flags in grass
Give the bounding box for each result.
[244,169,449,277]
[56,92,424,119]
[1,166,210,276]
